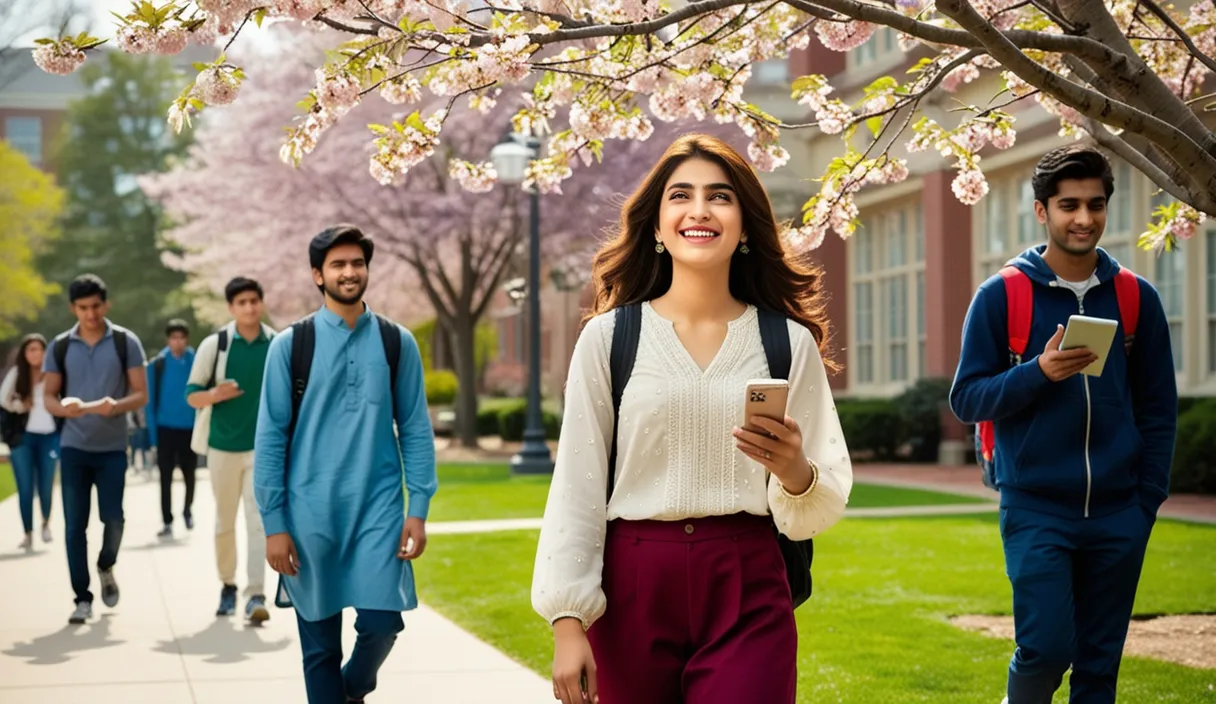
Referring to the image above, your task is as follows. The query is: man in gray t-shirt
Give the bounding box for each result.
[43,274,147,625]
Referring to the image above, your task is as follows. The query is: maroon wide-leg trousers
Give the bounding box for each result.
[586,512,798,704]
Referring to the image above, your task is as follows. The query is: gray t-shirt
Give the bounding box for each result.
[44,321,146,452]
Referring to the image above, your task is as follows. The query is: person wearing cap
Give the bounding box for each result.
[254,225,437,704]
[185,276,276,623]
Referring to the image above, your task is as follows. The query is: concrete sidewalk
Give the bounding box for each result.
[0,469,551,703]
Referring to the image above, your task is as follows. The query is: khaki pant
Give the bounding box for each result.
[208,448,265,596]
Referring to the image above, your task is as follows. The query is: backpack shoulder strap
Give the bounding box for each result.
[607,305,642,502]
[112,328,130,395]
[757,309,792,381]
[152,353,166,414]
[375,314,402,419]
[53,336,70,394]
[1113,268,1141,352]
[999,266,1034,363]
[209,329,230,389]
[288,316,316,444]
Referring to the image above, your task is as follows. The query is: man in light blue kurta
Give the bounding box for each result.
[254,225,437,704]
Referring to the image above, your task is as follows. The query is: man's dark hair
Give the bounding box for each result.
[224,277,264,304]
[68,274,107,303]
[165,319,190,337]
[1032,144,1115,205]
[309,224,375,271]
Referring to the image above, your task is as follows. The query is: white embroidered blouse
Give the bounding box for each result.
[530,303,854,629]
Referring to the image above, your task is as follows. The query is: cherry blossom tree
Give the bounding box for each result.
[36,1,1216,254]
[141,25,741,446]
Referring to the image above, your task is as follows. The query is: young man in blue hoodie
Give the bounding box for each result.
[146,319,198,539]
[950,145,1178,704]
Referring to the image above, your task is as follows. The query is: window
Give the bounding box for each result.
[851,205,925,389]
[1155,245,1185,373]
[851,27,897,67]
[986,183,1006,254]
[5,117,42,165]
[753,59,788,84]
[1104,162,1134,266]
[1017,178,1038,244]
[1208,230,1216,375]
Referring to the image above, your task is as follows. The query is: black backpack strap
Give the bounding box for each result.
[152,354,166,416]
[375,314,402,420]
[757,309,791,381]
[607,304,642,502]
[53,335,70,395]
[288,316,316,451]
[209,329,229,389]
[112,329,130,396]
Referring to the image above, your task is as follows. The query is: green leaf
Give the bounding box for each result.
[906,57,934,75]
[253,7,268,27]
[33,38,57,45]
[405,111,427,132]
[863,75,898,97]
[866,116,883,137]
[192,62,209,72]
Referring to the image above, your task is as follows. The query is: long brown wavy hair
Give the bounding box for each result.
[9,334,48,404]
[585,133,838,372]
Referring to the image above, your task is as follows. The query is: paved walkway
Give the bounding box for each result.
[0,469,551,703]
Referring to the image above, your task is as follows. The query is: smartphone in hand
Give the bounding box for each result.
[743,379,789,436]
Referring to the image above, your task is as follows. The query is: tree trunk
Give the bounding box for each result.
[450,311,480,449]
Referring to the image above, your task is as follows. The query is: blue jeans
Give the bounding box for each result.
[60,448,127,604]
[1000,502,1153,704]
[296,609,404,703]
[9,431,58,533]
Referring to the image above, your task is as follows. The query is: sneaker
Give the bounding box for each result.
[216,585,238,616]
[184,513,194,531]
[41,524,52,543]
[99,568,120,607]
[18,533,32,550]
[246,595,270,624]
[68,601,92,624]
[157,525,173,540]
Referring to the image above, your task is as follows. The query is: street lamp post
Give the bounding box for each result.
[491,132,554,474]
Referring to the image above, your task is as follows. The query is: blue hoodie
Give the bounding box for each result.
[145,345,197,444]
[950,245,1177,520]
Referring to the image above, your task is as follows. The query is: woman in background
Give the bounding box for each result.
[1,334,60,550]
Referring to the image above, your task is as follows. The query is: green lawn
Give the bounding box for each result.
[417,516,1216,703]
[0,461,13,502]
[426,463,989,523]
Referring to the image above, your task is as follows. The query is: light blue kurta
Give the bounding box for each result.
[254,305,437,622]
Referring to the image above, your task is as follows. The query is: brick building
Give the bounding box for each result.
[491,29,1216,464]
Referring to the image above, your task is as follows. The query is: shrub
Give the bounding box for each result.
[836,398,904,461]
[1171,398,1216,494]
[424,370,458,406]
[476,407,502,436]
[484,361,527,398]
[894,377,954,462]
[498,400,561,442]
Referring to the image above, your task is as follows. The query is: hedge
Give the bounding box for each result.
[1172,398,1216,494]
[423,370,458,406]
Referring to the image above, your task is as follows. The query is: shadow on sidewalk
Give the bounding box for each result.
[2,614,123,665]
[155,618,291,664]
[125,538,192,552]
[0,550,50,562]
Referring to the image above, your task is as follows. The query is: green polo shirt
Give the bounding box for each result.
[186,328,272,452]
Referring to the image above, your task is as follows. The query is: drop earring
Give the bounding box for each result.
[739,242,750,254]
[655,240,666,253]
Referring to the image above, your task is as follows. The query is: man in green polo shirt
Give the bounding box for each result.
[186,277,276,623]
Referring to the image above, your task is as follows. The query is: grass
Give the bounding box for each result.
[0,460,13,502]
[417,516,1216,703]
[426,462,991,523]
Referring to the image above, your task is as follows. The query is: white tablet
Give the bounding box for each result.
[1059,314,1119,377]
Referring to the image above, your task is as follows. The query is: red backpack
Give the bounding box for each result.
[974,266,1141,489]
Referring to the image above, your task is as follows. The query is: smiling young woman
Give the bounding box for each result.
[532,134,854,704]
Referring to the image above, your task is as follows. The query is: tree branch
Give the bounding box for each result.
[1080,117,1203,208]
[1137,0,1216,75]
[315,15,379,36]
[934,0,1216,195]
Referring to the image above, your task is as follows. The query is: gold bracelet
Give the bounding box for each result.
[805,458,820,495]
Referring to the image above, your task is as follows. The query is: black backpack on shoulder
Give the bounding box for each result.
[52,328,130,433]
[606,304,814,608]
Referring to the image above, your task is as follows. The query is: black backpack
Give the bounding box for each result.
[53,328,130,433]
[273,312,402,609]
[607,304,814,608]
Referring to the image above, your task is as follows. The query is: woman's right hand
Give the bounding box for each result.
[552,617,598,704]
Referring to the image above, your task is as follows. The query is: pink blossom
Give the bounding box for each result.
[815,20,875,52]
[524,155,573,194]
[747,142,790,172]
[380,75,422,104]
[449,159,498,193]
[368,108,448,186]
[951,168,989,205]
[32,42,86,75]
[783,224,829,253]
[991,128,1016,150]
[941,62,980,93]
[273,0,326,20]
[117,25,156,54]
[815,101,853,135]
[155,28,189,55]
[315,68,361,113]
[195,67,241,106]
